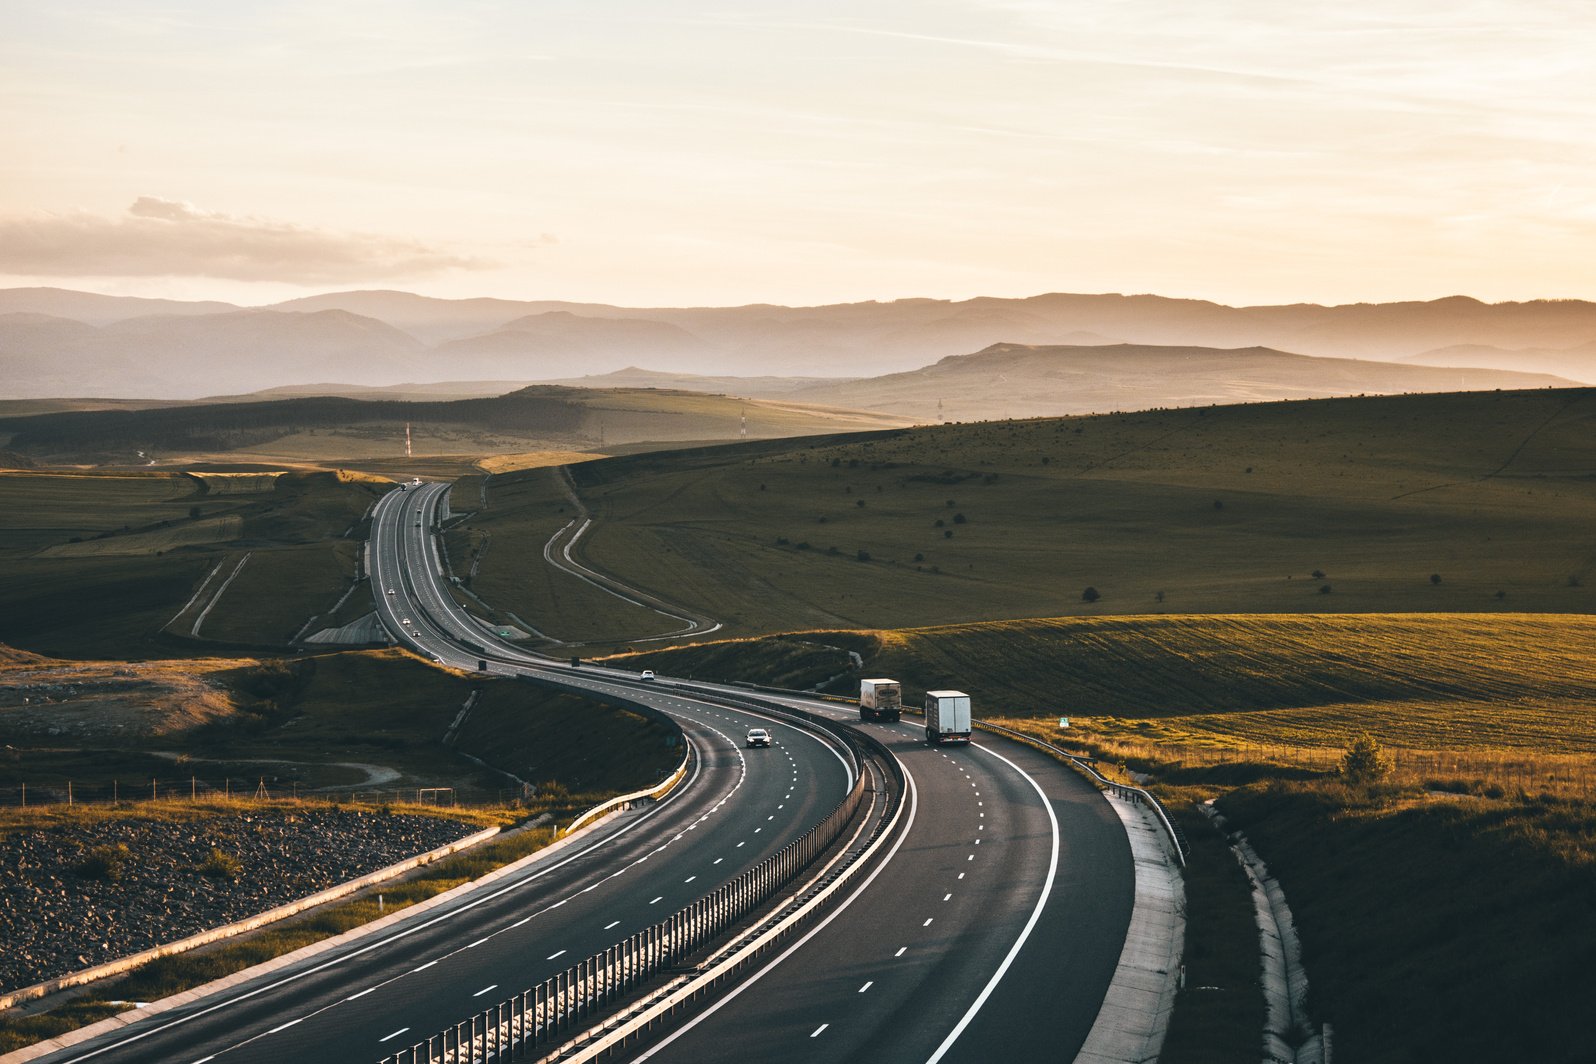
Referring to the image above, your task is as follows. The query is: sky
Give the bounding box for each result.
[2,0,1594,308]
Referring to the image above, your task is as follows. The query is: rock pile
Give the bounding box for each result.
[0,806,476,994]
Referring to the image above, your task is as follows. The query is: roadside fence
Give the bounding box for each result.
[379,741,875,1064]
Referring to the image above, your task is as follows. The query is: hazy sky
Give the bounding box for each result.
[3,1,1593,307]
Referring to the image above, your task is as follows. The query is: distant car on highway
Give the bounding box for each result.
[641,669,656,681]
[386,588,395,595]
[746,728,772,748]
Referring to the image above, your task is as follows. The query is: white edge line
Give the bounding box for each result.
[923,743,1061,1064]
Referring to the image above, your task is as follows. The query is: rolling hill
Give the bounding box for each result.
[8,286,1596,401]
[0,385,911,466]
[783,342,1574,421]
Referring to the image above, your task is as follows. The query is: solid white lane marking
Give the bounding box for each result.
[925,742,1062,1064]
[895,947,907,957]
[513,916,532,928]
[467,936,489,948]
[413,961,437,972]
[268,1018,303,1034]
[379,1027,409,1042]
[192,1056,216,1063]
[474,984,498,997]
[811,1024,830,1037]
[347,987,376,1001]
[604,920,621,930]
[859,981,874,993]
[547,950,567,960]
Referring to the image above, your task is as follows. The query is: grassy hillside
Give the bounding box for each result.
[0,385,907,469]
[456,389,1595,640]
[1,647,681,804]
[0,469,383,658]
[608,612,1596,751]
[613,611,1596,1061]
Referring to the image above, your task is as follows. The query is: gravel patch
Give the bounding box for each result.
[0,807,477,993]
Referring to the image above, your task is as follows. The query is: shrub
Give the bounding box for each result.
[913,552,924,563]
[76,843,132,882]
[1311,569,1326,579]
[197,848,243,879]
[775,537,789,546]
[1430,573,1442,585]
[1082,586,1101,603]
[856,550,871,562]
[943,530,953,539]
[1319,584,1332,594]
[952,513,967,524]
[1341,733,1392,783]
[934,518,945,527]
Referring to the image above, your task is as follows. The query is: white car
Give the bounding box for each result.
[641,669,656,681]
[746,728,772,748]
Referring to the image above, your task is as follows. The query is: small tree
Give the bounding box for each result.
[1341,733,1392,784]
[1430,573,1442,585]
[1319,584,1332,595]
[1082,586,1101,603]
[856,549,871,562]
[1311,569,1326,580]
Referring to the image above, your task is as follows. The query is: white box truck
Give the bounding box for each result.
[924,690,972,744]
[859,678,902,722]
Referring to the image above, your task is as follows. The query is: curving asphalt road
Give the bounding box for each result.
[381,484,1139,1064]
[20,487,854,1064]
[26,481,1139,1064]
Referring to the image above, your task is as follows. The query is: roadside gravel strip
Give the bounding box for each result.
[0,809,476,995]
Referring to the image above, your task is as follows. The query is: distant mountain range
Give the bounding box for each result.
[3,285,1596,402]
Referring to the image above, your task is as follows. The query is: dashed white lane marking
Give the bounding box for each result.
[737,841,746,847]
[413,960,437,973]
[379,1027,409,1042]
[755,827,763,833]
[767,814,774,820]
[859,981,874,993]
[811,1024,830,1038]
[714,857,724,864]
[943,893,952,901]
[923,917,934,926]
[685,875,697,883]
[650,896,664,904]
[346,987,376,1001]
[604,920,621,930]
[547,950,567,960]
[268,1018,303,1034]
[895,947,907,957]
[958,872,966,880]
[474,984,498,997]
[968,854,974,861]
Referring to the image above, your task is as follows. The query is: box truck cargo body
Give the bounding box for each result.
[859,678,902,722]
[924,690,972,744]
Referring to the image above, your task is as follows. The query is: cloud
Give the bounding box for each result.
[0,198,494,283]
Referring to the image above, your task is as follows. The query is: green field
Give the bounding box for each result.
[2,648,681,803]
[444,467,686,645]
[452,389,1596,640]
[0,469,387,657]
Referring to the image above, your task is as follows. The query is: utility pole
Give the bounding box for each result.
[405,422,413,458]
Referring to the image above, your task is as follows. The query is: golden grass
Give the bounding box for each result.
[476,451,607,474]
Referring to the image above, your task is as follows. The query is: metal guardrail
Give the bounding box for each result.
[377,713,886,1064]
[973,721,1188,866]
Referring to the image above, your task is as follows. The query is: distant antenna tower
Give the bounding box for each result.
[405,422,413,457]
[937,399,945,423]
[740,410,748,438]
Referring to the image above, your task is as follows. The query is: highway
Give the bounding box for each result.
[373,483,1136,1062]
[24,485,856,1064]
[25,479,1137,1064]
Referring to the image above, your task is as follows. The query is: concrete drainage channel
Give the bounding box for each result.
[378,697,906,1064]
